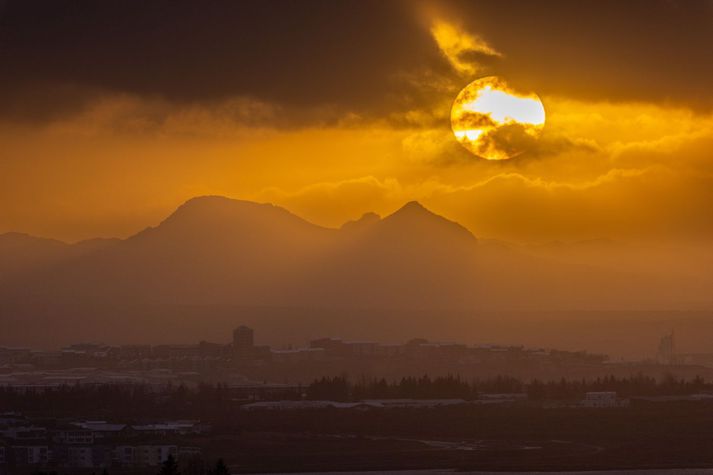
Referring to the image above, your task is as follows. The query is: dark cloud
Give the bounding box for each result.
[475,122,540,159]
[0,0,445,123]
[1,0,711,124]
[453,111,497,130]
[445,0,713,109]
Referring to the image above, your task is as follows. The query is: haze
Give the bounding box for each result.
[1,0,713,357]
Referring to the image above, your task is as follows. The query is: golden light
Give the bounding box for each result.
[451,76,545,160]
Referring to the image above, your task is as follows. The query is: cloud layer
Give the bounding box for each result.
[0,0,712,247]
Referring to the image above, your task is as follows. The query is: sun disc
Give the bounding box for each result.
[451,76,545,160]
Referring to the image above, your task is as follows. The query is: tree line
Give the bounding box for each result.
[306,373,710,401]
[2,373,710,419]
[31,456,229,475]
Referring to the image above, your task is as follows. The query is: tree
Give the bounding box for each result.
[307,375,350,401]
[208,459,230,475]
[159,454,180,475]
[182,455,207,475]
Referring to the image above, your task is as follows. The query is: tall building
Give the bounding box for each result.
[657,331,675,365]
[233,326,254,358]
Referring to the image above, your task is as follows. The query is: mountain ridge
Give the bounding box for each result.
[1,196,474,245]
[0,195,706,347]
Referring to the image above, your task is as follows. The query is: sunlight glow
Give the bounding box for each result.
[430,20,502,76]
[451,76,545,160]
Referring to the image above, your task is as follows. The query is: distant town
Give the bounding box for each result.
[2,326,712,390]
[4,327,713,473]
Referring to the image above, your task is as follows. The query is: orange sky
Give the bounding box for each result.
[1,0,712,244]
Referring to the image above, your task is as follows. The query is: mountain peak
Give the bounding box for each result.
[0,232,66,247]
[388,201,449,222]
[134,195,331,244]
[340,212,381,232]
[175,195,270,213]
[383,201,476,242]
[398,200,428,212]
[160,196,281,227]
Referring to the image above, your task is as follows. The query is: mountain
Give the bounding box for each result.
[0,232,119,284]
[0,232,67,278]
[318,200,480,309]
[0,196,708,348]
[3,197,480,306]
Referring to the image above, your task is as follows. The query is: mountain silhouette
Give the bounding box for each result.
[0,232,118,284]
[0,196,700,347]
[0,197,480,305]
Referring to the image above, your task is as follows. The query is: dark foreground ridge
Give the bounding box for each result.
[4,376,713,474]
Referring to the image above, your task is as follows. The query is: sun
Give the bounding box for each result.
[451,76,545,160]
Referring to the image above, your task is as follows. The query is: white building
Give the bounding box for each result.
[66,446,94,468]
[346,341,379,357]
[241,400,360,411]
[72,421,127,438]
[113,446,136,467]
[270,347,325,363]
[1,426,46,441]
[477,393,528,404]
[12,445,49,465]
[132,420,202,436]
[241,399,469,411]
[53,429,94,445]
[113,445,178,468]
[581,391,628,408]
[136,445,178,467]
[363,399,467,409]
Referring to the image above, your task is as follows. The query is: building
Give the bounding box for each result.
[53,428,95,445]
[657,331,676,365]
[476,393,528,404]
[51,445,111,469]
[233,326,254,358]
[310,338,348,356]
[113,445,136,467]
[11,445,49,465]
[0,426,46,441]
[270,347,325,363]
[0,347,33,365]
[114,445,177,468]
[581,391,628,408]
[132,421,204,436]
[65,446,94,468]
[241,400,371,411]
[345,341,379,357]
[136,445,178,468]
[241,399,468,411]
[178,446,202,460]
[71,421,129,439]
[363,399,467,409]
